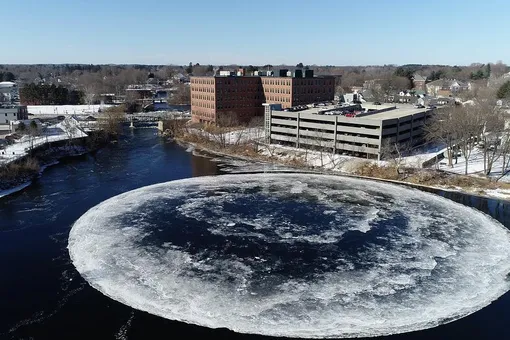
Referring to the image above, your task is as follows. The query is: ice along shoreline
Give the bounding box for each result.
[176,138,510,203]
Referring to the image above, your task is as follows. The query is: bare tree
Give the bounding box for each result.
[371,86,385,103]
[455,105,484,175]
[257,141,278,159]
[170,83,191,105]
[380,139,413,176]
[472,86,506,176]
[162,118,188,138]
[28,120,40,153]
[311,129,334,168]
[155,66,174,81]
[204,112,240,148]
[497,131,510,181]
[380,76,412,99]
[191,65,210,76]
[61,117,79,145]
[248,116,264,141]
[490,61,509,78]
[424,105,462,167]
[124,91,142,113]
[326,148,348,170]
[244,116,266,154]
[216,111,239,128]
[98,106,125,137]
[83,85,96,111]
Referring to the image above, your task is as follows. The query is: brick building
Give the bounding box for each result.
[412,74,427,92]
[190,71,335,124]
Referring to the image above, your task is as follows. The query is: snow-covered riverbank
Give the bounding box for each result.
[0,145,96,199]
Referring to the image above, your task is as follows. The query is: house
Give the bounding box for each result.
[450,79,471,93]
[363,79,382,91]
[173,73,189,84]
[394,95,417,104]
[429,97,455,106]
[412,74,427,91]
[342,93,365,103]
[99,93,116,105]
[426,79,471,97]
[0,81,20,103]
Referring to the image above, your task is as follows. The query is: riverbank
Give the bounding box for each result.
[0,132,111,198]
[174,135,510,202]
[0,146,93,198]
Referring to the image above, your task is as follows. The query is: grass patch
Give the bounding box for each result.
[0,157,40,181]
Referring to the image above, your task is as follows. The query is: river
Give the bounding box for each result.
[1,128,510,340]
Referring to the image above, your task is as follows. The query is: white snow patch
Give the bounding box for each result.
[28,105,112,115]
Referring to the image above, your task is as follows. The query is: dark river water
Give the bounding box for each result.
[1,128,510,340]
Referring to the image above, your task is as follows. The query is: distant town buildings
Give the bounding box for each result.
[0,81,20,103]
[190,69,335,124]
[425,79,471,97]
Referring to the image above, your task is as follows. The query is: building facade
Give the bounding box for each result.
[191,72,335,124]
[0,81,28,129]
[412,74,427,91]
[265,104,433,160]
[191,76,265,124]
[426,79,471,97]
[0,108,18,125]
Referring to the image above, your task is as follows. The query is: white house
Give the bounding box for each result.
[0,107,17,124]
[0,81,19,103]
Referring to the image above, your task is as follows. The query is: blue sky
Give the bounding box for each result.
[3,0,510,65]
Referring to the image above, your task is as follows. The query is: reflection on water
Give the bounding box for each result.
[191,151,220,177]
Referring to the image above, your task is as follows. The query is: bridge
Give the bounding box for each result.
[124,112,191,132]
[126,111,190,122]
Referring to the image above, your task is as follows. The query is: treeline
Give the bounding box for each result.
[20,84,83,105]
[0,71,15,82]
[2,62,509,100]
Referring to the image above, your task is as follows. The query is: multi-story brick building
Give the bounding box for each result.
[190,71,335,124]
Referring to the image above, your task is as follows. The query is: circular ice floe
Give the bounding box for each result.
[68,174,510,338]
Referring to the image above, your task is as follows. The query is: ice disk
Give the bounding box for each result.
[68,173,510,338]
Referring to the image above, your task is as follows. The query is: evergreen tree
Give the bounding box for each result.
[17,121,26,132]
[185,62,193,74]
[394,66,415,79]
[20,84,84,105]
[470,69,485,80]
[486,63,491,78]
[0,71,15,81]
[497,81,510,99]
[451,66,462,74]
